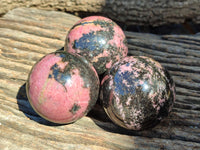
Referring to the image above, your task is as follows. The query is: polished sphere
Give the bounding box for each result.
[64,16,128,75]
[100,56,176,130]
[26,51,99,124]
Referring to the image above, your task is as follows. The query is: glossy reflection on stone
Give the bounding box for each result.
[100,56,176,130]
[64,16,128,75]
[26,51,99,124]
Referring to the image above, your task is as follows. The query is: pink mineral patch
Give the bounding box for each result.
[28,54,61,107]
[77,16,112,24]
[106,60,113,69]
[101,75,110,85]
[118,63,133,73]
[93,50,110,63]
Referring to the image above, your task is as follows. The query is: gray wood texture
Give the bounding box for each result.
[0,8,200,150]
[1,0,200,26]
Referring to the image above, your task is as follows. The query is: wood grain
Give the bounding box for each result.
[0,8,200,150]
[1,0,200,26]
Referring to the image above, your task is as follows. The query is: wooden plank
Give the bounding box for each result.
[1,1,200,26]
[0,8,200,150]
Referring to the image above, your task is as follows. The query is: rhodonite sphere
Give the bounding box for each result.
[100,56,176,130]
[64,16,128,75]
[26,51,99,124]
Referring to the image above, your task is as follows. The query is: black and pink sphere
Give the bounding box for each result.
[64,16,128,75]
[100,56,176,130]
[26,51,99,124]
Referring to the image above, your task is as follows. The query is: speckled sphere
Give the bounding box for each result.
[64,16,128,75]
[26,51,99,124]
[100,56,176,130]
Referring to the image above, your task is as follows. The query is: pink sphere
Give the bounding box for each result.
[64,16,128,75]
[26,51,99,124]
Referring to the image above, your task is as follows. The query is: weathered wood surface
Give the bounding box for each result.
[1,0,200,26]
[0,8,200,150]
